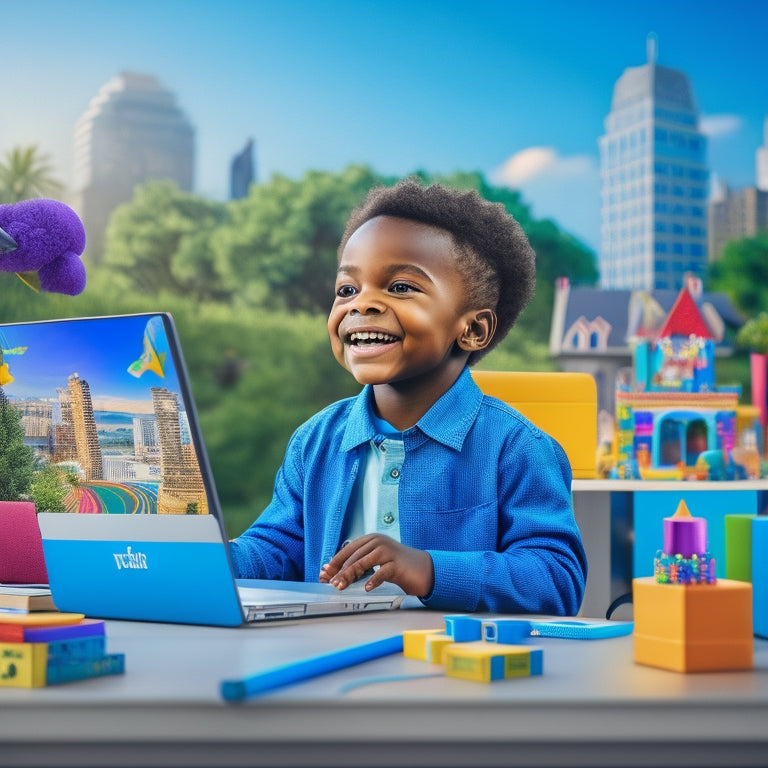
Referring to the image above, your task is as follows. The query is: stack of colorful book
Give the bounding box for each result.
[0,611,125,688]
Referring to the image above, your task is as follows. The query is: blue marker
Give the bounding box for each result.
[221,634,404,701]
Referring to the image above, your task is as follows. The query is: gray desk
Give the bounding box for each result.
[2,606,768,767]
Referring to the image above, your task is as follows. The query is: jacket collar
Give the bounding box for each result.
[340,366,483,452]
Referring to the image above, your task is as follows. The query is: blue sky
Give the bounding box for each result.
[2,0,766,252]
[1,315,178,409]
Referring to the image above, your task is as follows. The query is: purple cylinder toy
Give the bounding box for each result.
[663,500,707,556]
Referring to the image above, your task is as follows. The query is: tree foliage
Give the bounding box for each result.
[214,165,387,313]
[708,233,768,317]
[29,464,69,513]
[0,145,63,204]
[736,311,768,355]
[0,392,35,501]
[103,181,229,301]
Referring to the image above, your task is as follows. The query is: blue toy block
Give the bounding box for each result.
[753,517,768,639]
[482,619,532,644]
[443,615,483,642]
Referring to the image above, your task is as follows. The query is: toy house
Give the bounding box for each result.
[609,285,761,480]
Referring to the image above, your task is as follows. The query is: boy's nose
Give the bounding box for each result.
[348,288,385,315]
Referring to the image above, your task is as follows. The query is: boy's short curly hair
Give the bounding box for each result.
[338,179,536,364]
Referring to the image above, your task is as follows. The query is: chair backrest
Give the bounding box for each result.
[0,501,49,584]
[470,370,597,479]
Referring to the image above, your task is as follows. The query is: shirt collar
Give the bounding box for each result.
[340,366,483,452]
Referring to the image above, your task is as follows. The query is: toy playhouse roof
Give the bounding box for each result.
[550,281,744,356]
[655,288,713,340]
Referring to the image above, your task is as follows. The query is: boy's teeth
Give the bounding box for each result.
[350,331,396,343]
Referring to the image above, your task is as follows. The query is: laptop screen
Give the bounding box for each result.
[0,313,221,525]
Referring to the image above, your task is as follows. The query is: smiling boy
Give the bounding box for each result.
[229,180,587,615]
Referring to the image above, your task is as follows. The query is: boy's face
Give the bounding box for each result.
[328,215,489,388]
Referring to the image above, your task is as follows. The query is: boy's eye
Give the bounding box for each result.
[336,284,358,298]
[390,281,417,295]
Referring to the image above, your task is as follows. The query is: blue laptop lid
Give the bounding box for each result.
[39,513,244,625]
[1,313,244,626]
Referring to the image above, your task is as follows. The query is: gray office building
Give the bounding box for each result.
[230,138,255,200]
[598,38,709,290]
[72,72,195,262]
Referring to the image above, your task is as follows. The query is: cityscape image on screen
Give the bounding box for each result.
[0,314,209,515]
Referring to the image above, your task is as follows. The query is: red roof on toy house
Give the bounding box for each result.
[655,287,713,340]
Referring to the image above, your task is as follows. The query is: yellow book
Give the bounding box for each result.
[0,612,84,626]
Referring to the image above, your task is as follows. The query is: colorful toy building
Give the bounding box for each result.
[607,285,762,480]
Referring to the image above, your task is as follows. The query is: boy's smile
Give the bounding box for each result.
[328,215,495,424]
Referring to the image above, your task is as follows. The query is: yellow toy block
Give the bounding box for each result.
[443,641,543,683]
[633,576,753,672]
[0,642,48,687]
[402,629,445,662]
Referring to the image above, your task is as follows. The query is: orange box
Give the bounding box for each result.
[633,576,753,672]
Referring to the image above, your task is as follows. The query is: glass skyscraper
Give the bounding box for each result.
[598,38,709,290]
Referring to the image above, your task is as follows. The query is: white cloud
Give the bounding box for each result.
[700,114,743,138]
[489,147,601,251]
[491,146,595,187]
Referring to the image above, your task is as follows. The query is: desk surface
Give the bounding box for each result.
[573,478,768,491]
[2,605,767,768]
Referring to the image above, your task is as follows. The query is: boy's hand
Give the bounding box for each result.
[319,534,434,598]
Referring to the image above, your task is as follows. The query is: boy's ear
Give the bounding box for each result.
[457,309,497,352]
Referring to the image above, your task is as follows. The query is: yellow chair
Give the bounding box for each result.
[470,370,597,479]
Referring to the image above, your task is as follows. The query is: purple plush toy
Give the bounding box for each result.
[0,198,87,295]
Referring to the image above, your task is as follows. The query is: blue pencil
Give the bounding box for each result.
[221,634,404,701]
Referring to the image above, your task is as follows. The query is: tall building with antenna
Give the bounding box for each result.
[598,35,709,290]
[72,72,195,263]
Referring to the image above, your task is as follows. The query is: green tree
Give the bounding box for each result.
[102,181,229,301]
[29,464,68,513]
[520,219,599,338]
[736,311,768,355]
[708,233,768,316]
[0,391,35,500]
[214,164,385,313]
[0,145,63,204]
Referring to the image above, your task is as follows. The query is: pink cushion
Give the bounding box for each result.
[0,501,49,584]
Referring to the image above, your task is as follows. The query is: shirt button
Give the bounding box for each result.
[389,467,400,479]
[383,514,395,524]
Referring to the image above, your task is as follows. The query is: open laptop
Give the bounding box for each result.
[0,313,404,626]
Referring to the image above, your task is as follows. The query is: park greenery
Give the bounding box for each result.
[2,146,767,534]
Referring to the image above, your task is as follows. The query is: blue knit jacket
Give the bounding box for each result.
[229,366,587,615]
